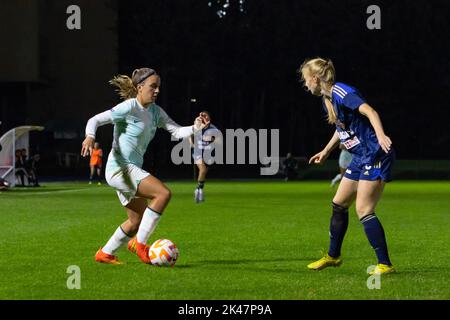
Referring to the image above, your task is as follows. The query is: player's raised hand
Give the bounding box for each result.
[199,112,211,128]
[81,136,95,157]
[377,134,392,153]
[194,113,210,132]
[309,150,329,165]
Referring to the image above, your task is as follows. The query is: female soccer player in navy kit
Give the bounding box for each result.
[299,57,395,275]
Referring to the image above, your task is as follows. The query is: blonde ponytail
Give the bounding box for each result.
[109,75,137,100]
[109,68,157,100]
[323,96,337,124]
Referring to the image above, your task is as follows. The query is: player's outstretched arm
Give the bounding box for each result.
[81,110,113,157]
[159,108,210,139]
[358,103,392,153]
[309,130,340,165]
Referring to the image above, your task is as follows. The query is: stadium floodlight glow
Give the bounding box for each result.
[216,10,226,18]
[208,0,246,18]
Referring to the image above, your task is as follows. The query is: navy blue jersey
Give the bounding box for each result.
[322,82,382,162]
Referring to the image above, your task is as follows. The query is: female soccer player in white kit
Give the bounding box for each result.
[81,68,209,265]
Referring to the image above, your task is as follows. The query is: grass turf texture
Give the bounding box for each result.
[0,181,449,300]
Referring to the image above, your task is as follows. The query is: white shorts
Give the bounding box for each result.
[105,164,151,206]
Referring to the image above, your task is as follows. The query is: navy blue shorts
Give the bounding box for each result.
[344,149,395,182]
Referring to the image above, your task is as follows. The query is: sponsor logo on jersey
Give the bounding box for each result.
[338,130,351,139]
[346,169,352,174]
[343,136,361,150]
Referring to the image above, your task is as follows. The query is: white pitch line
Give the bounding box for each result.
[2,188,94,196]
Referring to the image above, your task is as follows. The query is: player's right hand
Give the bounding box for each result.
[81,136,95,157]
[309,150,329,165]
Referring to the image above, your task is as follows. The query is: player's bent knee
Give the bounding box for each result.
[158,188,172,203]
[356,205,374,218]
[332,198,351,209]
[332,201,348,213]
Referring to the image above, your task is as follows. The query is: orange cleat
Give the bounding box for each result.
[128,237,137,254]
[128,237,152,264]
[136,241,152,264]
[95,248,123,265]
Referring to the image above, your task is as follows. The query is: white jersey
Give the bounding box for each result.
[85,98,194,171]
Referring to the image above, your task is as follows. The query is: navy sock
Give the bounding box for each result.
[328,202,349,258]
[197,181,205,189]
[360,213,392,265]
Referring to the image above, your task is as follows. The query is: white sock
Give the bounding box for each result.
[136,208,161,245]
[102,226,131,255]
[332,173,342,182]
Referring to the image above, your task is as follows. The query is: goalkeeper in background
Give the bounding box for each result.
[89,142,103,185]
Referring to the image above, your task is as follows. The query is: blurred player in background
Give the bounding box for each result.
[89,142,103,185]
[24,154,40,187]
[15,149,26,186]
[299,57,396,275]
[189,111,221,203]
[330,145,352,187]
[282,152,298,181]
[81,68,209,265]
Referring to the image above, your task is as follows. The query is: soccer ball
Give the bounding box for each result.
[148,239,179,267]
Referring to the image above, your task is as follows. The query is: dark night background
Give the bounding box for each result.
[0,0,449,179]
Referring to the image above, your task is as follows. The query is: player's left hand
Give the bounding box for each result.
[377,134,392,153]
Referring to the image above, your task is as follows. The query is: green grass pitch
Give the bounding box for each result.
[0,180,449,300]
